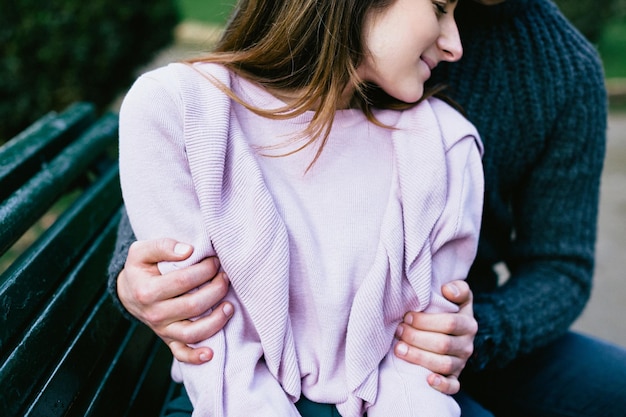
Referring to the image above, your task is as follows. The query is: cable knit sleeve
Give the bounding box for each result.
[105,207,136,321]
[472,72,606,371]
[468,27,608,371]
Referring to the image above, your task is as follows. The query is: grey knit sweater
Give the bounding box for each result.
[107,0,607,372]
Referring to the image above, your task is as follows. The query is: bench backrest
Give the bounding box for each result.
[0,103,172,417]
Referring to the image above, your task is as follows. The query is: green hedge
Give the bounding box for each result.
[0,1,179,143]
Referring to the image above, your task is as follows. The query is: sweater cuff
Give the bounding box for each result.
[106,206,138,322]
[466,293,519,372]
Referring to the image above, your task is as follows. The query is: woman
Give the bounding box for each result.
[118,0,481,415]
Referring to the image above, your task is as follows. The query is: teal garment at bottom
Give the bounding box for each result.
[295,395,342,417]
[161,384,343,417]
[160,384,192,417]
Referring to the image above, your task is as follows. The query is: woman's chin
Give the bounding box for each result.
[395,87,425,104]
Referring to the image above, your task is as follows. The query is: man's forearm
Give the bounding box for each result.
[106,207,137,320]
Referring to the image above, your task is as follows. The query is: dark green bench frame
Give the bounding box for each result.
[0,103,175,417]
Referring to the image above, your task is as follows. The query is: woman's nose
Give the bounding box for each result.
[438,17,463,62]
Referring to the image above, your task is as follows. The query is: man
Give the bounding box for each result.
[109,0,626,415]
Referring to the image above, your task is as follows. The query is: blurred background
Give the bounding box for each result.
[1,0,625,347]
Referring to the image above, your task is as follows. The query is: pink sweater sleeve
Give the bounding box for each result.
[118,72,214,268]
[368,123,483,417]
[118,68,301,417]
[428,127,484,314]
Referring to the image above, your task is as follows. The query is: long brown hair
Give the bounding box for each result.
[187,0,444,167]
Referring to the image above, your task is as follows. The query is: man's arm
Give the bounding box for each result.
[107,209,233,364]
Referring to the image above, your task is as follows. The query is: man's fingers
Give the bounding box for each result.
[396,320,475,360]
[394,340,465,377]
[167,340,214,364]
[158,301,234,345]
[397,325,454,355]
[118,239,233,366]
[401,311,477,337]
[140,272,230,328]
[161,259,224,300]
[162,301,235,364]
[139,258,224,304]
[127,238,194,266]
[427,373,461,395]
[442,280,472,306]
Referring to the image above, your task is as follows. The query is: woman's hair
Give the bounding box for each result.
[187,0,445,167]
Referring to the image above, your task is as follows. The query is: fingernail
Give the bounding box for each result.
[445,282,460,297]
[396,342,408,356]
[222,273,230,284]
[404,314,413,325]
[199,352,210,362]
[431,375,442,387]
[223,303,233,317]
[174,243,191,255]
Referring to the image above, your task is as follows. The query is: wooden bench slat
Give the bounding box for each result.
[0,214,121,416]
[74,325,170,417]
[21,294,128,417]
[0,113,118,255]
[1,102,174,417]
[0,165,121,353]
[126,342,175,417]
[0,103,97,202]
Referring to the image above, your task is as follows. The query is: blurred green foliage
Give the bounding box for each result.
[1,0,625,143]
[175,0,626,44]
[0,0,180,143]
[176,0,236,24]
[175,0,626,76]
[600,20,626,78]
[554,0,625,42]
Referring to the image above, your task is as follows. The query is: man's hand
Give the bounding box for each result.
[117,238,233,364]
[394,280,477,395]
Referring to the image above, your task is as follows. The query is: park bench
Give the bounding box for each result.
[0,102,177,416]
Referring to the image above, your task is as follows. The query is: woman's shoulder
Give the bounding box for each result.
[121,62,235,139]
[404,97,482,153]
[126,62,235,114]
[137,61,232,88]
[425,97,469,124]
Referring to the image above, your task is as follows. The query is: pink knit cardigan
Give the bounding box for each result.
[119,63,483,417]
